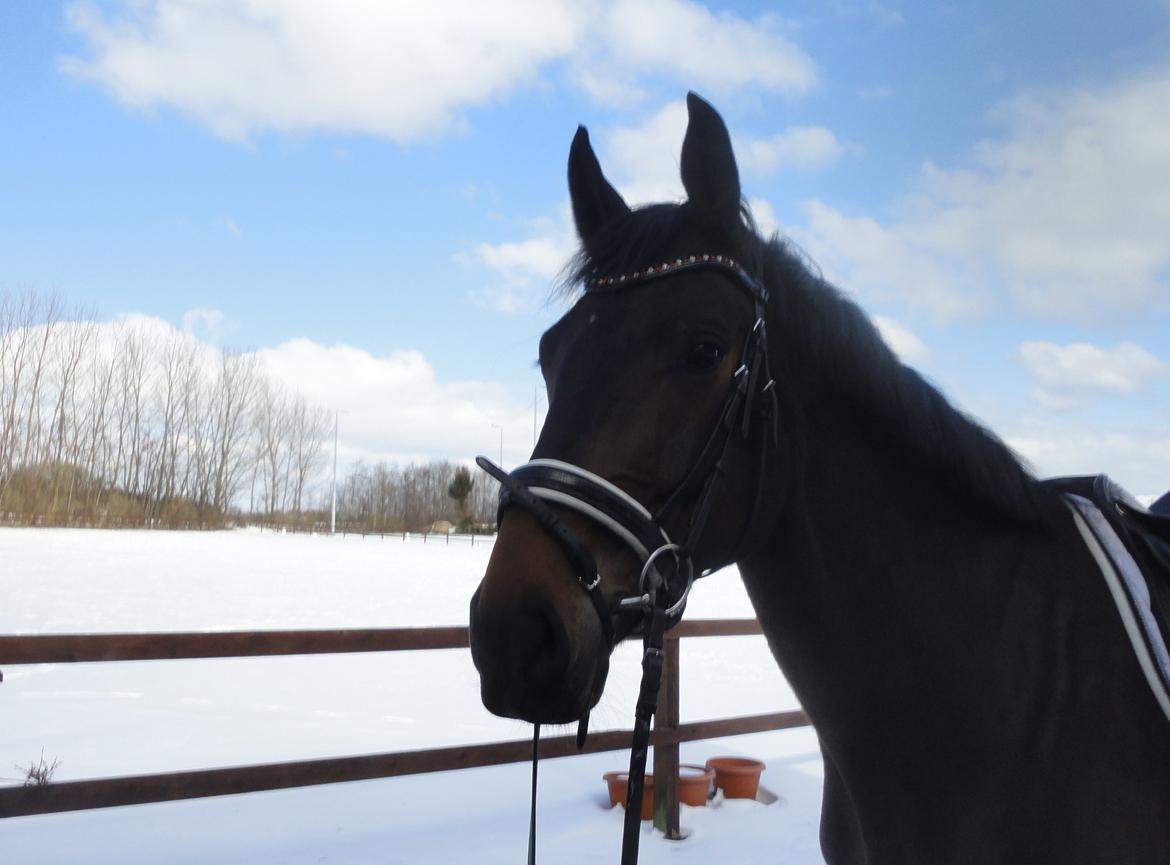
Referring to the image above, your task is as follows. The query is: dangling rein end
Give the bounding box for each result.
[528,723,540,865]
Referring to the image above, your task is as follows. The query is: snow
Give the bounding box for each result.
[0,527,825,864]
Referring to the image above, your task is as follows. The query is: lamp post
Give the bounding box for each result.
[490,423,503,467]
[330,410,348,534]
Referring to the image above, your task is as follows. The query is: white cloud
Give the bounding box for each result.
[739,125,844,174]
[746,198,782,239]
[67,313,537,467]
[601,101,844,206]
[796,66,1170,321]
[1005,421,1170,501]
[1016,340,1169,408]
[604,100,689,204]
[62,0,589,142]
[464,205,578,311]
[24,311,537,472]
[467,100,845,306]
[257,338,536,466]
[583,0,816,103]
[180,306,233,342]
[620,0,809,88]
[61,0,815,143]
[794,199,989,321]
[871,315,929,363]
[474,237,569,285]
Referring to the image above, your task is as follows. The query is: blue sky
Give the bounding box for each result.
[1,1,1168,496]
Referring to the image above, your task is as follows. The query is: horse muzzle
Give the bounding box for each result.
[468,531,611,725]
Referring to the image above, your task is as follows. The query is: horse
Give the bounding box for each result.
[469,93,1170,864]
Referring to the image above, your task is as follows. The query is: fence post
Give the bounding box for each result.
[653,632,683,839]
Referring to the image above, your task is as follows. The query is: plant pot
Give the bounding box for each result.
[603,771,654,820]
[603,764,716,819]
[706,756,766,800]
[677,763,716,806]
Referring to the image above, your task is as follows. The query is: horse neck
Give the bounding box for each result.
[735,381,1170,862]
[737,389,1076,727]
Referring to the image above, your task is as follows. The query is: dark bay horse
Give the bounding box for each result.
[469,93,1170,863]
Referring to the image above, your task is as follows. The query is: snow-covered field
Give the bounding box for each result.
[0,527,824,864]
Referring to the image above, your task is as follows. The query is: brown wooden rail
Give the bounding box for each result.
[0,626,472,664]
[0,619,762,664]
[0,619,809,826]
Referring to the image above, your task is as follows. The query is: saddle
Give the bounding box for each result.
[1044,475,1170,724]
[1045,474,1170,584]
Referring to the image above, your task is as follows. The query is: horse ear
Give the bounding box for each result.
[680,92,741,223]
[568,126,630,243]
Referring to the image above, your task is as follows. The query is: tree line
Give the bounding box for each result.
[334,459,497,533]
[0,289,499,531]
[0,289,332,526]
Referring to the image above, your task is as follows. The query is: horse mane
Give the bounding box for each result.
[559,201,1056,527]
[760,234,1059,526]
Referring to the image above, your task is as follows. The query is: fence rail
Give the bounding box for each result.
[0,620,808,830]
[249,524,495,544]
[0,520,494,544]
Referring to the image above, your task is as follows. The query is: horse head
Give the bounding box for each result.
[469,94,780,725]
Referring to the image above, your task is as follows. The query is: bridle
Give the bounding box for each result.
[476,253,777,865]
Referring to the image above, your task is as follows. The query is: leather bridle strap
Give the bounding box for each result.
[528,724,540,865]
[476,455,614,648]
[621,599,667,865]
[479,254,775,865]
[509,460,670,571]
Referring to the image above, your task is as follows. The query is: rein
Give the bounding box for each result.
[476,254,776,865]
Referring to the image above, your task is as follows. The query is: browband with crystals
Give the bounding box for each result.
[587,253,763,298]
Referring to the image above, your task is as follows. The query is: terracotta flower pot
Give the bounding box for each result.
[603,771,654,820]
[706,756,766,799]
[603,764,716,819]
[677,763,716,806]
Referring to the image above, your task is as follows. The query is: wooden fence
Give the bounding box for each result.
[253,526,494,545]
[0,519,495,544]
[0,620,808,837]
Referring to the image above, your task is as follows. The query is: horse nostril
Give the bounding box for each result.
[513,600,571,688]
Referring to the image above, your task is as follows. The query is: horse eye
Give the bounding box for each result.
[685,341,726,372]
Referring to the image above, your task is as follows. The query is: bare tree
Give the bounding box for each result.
[80,348,118,515]
[0,292,339,526]
[209,350,260,513]
[16,292,64,470]
[253,380,292,515]
[109,324,152,497]
[335,459,495,533]
[45,319,96,513]
[287,396,330,514]
[0,291,38,506]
